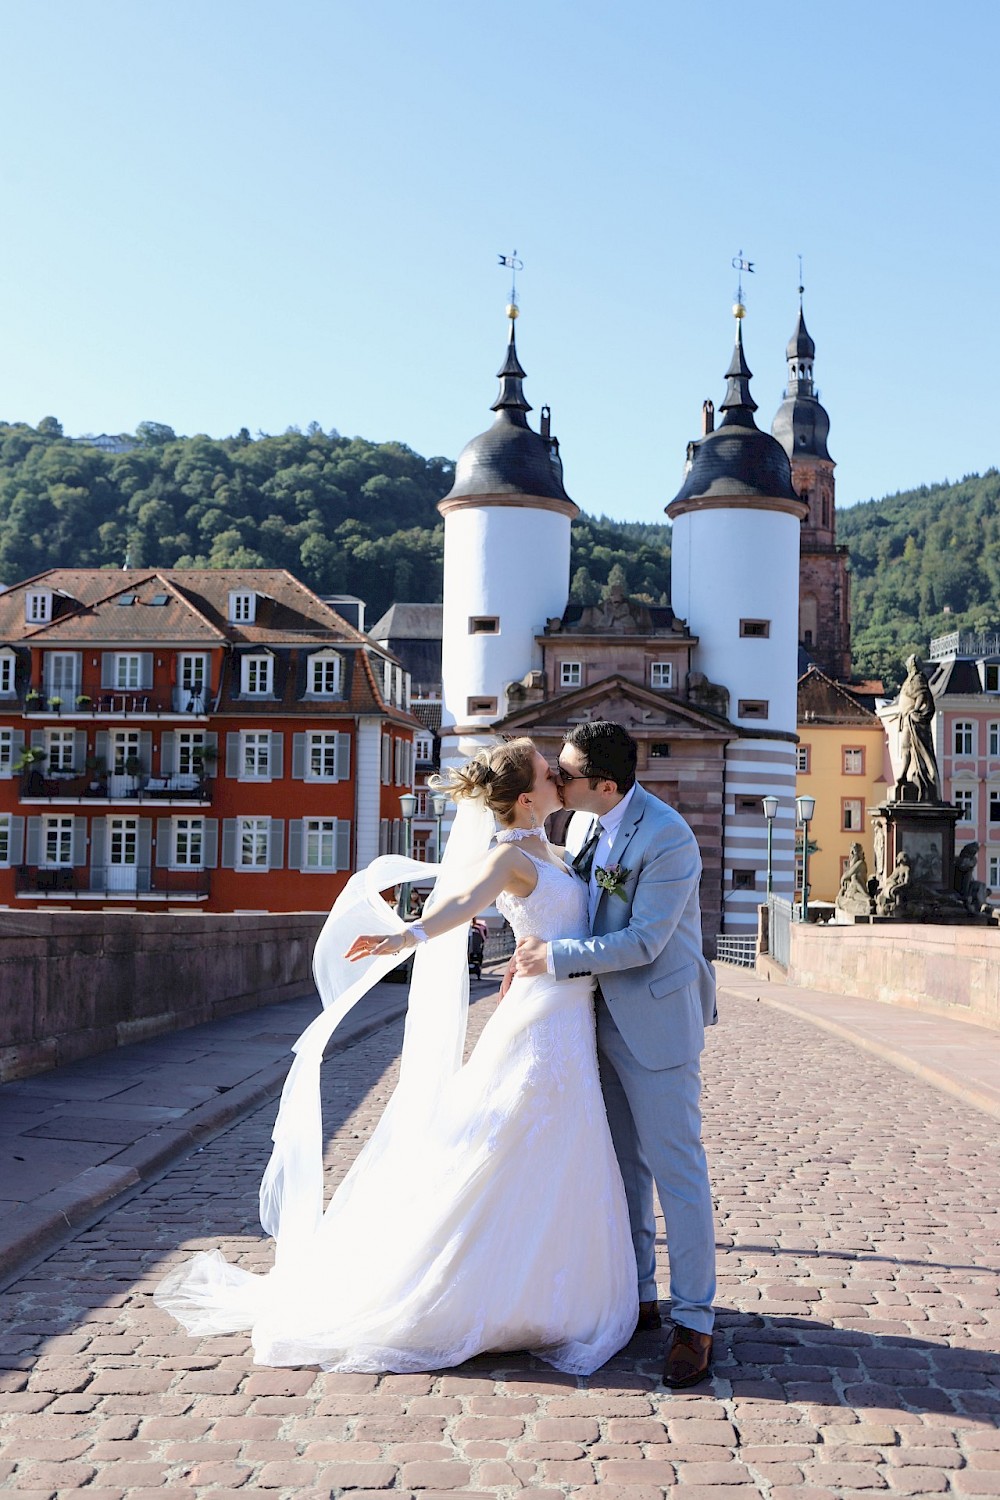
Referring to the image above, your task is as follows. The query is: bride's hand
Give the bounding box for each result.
[345,932,413,962]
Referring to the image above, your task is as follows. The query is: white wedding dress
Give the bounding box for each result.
[155,826,638,1375]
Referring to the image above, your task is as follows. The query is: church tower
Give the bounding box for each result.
[437,304,578,780]
[771,291,852,681]
[668,306,806,930]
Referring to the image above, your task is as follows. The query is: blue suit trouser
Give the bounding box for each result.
[596,994,716,1334]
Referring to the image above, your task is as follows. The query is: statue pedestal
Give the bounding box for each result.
[869,800,985,922]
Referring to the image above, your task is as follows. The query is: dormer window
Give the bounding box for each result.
[229,590,257,624]
[25,590,52,624]
[0,649,15,697]
[308,651,343,697]
[241,653,273,696]
[983,662,1000,694]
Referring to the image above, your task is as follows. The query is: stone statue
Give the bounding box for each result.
[887,655,940,802]
[954,842,992,916]
[836,842,873,916]
[877,850,912,916]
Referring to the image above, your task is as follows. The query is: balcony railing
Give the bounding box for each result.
[21,690,209,716]
[19,772,214,804]
[15,864,211,898]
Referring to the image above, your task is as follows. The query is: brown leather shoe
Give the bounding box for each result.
[634,1300,662,1335]
[662,1325,713,1388]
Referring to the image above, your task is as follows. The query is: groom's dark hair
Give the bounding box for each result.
[563,721,637,793]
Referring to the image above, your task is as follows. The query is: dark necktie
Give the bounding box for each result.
[572,820,603,882]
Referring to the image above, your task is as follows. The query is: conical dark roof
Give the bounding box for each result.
[440,316,573,505]
[669,320,798,506]
[786,305,816,360]
[772,299,832,462]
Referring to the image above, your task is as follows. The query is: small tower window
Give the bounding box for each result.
[735,795,760,814]
[738,699,769,720]
[732,870,756,891]
[467,696,497,715]
[649,743,671,758]
[739,619,770,639]
[468,616,499,635]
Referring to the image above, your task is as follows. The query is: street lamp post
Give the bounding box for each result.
[762,795,779,898]
[397,792,417,917]
[431,791,449,863]
[796,794,816,923]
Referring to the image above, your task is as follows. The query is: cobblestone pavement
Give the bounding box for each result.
[0,988,997,1498]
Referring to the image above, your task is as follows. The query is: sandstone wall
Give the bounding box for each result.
[0,910,327,1082]
[785,921,1000,1029]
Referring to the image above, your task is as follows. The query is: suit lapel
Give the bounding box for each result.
[594,785,648,921]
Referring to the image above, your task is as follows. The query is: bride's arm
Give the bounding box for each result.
[345,846,533,961]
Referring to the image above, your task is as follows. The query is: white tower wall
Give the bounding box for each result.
[671,506,800,733]
[441,504,571,756]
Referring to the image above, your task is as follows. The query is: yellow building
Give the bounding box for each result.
[796,667,890,905]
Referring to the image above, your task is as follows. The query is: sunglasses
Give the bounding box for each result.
[554,764,594,785]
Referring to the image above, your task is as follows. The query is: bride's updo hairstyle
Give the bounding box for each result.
[433,738,537,827]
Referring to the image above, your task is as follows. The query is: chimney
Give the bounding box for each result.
[701,399,715,436]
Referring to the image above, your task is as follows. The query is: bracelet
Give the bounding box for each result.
[407,922,429,944]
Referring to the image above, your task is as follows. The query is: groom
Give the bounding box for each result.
[513,721,717,1387]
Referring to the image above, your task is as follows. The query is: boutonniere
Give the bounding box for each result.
[595,863,631,900]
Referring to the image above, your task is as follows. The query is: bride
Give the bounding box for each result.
[155,737,638,1375]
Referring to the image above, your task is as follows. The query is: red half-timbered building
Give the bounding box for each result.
[0,569,417,912]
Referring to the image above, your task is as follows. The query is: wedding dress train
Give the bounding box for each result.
[155,826,638,1375]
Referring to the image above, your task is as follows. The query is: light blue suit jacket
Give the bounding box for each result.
[550,785,717,1070]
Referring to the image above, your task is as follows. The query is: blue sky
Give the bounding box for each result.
[0,1,996,524]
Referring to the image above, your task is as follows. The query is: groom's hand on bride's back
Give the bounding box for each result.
[513,936,548,977]
[498,954,517,1001]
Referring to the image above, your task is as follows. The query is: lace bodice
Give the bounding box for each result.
[496,851,589,942]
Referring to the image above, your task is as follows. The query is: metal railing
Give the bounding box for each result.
[715,934,757,968]
[19,773,213,804]
[484,926,516,962]
[21,690,209,715]
[767,894,793,968]
[928,630,1000,661]
[15,864,210,897]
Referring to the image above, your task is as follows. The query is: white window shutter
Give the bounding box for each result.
[288,819,303,871]
[72,819,88,866]
[203,820,219,869]
[270,733,284,779]
[160,732,175,775]
[336,819,351,872]
[137,819,153,871]
[335,732,350,781]
[9,817,25,865]
[226,733,241,778]
[221,819,237,869]
[156,818,172,867]
[292,733,306,779]
[26,817,42,865]
[269,819,285,871]
[101,653,116,689]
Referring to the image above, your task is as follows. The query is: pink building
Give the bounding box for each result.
[928,630,1000,888]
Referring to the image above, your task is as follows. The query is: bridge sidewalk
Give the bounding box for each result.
[716,963,1000,1122]
[0,978,422,1290]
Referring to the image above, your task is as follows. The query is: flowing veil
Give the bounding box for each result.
[243,794,495,1259]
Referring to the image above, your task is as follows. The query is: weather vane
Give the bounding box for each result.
[732,249,754,316]
[798,252,804,298]
[498,249,523,313]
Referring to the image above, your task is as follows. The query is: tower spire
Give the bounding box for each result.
[718,311,758,428]
[490,308,531,423]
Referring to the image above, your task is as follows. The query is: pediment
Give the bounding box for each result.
[496,673,734,740]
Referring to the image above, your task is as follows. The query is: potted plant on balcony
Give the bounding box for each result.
[75,694,92,710]
[124,753,143,795]
[25,689,43,711]
[48,696,63,714]
[192,742,218,775]
[14,745,47,795]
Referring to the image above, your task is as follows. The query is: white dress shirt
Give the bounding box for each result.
[545,784,637,973]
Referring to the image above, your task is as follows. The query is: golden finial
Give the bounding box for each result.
[731,249,753,321]
[498,249,523,321]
